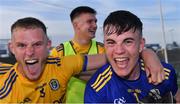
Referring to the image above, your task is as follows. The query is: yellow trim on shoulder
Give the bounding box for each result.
[164,68,171,73]
[140,59,145,71]
[141,67,145,71]
[91,66,111,87]
[165,76,169,80]
[92,71,112,90]
[165,72,170,76]
[95,74,112,92]
[164,68,171,80]
[91,66,113,92]
[141,63,144,67]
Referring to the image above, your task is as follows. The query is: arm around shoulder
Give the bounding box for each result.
[141,48,165,85]
[86,54,107,70]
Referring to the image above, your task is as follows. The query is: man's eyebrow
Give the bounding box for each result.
[105,38,114,42]
[124,37,134,41]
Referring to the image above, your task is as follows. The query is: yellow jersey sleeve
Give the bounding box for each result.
[59,54,86,78]
[0,63,13,67]
[0,63,13,75]
[50,44,64,57]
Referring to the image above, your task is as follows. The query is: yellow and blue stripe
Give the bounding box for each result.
[91,65,112,92]
[46,57,61,66]
[0,66,12,75]
[0,69,18,99]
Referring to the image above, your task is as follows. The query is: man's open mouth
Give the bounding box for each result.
[25,59,38,65]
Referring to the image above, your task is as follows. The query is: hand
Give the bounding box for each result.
[145,64,165,85]
[141,49,165,85]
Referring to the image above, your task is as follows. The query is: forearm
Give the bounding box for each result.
[86,54,107,70]
[141,48,164,84]
[141,48,159,63]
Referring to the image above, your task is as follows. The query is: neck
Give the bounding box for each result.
[125,63,140,80]
[73,35,91,46]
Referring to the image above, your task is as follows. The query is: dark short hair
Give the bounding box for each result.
[70,6,96,22]
[11,17,47,34]
[103,10,143,36]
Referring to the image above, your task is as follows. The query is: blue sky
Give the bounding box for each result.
[0,0,180,47]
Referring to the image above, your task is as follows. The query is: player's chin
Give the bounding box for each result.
[28,76,40,81]
[26,72,41,81]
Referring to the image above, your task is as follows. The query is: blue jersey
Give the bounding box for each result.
[84,61,178,103]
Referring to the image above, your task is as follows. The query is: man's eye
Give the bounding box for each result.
[107,42,114,44]
[106,41,115,46]
[17,44,25,48]
[125,40,133,45]
[106,41,114,44]
[34,43,42,47]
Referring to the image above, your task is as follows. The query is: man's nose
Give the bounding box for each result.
[115,44,125,54]
[26,46,34,56]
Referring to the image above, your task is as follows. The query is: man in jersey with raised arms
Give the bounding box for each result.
[0,17,165,103]
[0,17,106,103]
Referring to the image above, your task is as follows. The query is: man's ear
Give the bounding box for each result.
[73,21,79,30]
[47,39,52,50]
[139,38,145,53]
[8,40,14,55]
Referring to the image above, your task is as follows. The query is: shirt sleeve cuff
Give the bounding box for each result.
[82,55,88,72]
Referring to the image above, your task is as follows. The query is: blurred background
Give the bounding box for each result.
[0,0,180,87]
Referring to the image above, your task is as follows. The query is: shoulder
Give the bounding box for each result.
[94,41,105,53]
[92,40,104,47]
[161,62,176,80]
[160,62,178,95]
[87,63,113,92]
[0,67,18,98]
[50,43,65,57]
[46,56,61,66]
[96,41,104,47]
[96,41,104,49]
[0,63,13,75]
[54,43,64,52]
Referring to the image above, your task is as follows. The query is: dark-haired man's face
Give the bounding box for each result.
[9,27,51,81]
[74,13,97,40]
[104,28,145,80]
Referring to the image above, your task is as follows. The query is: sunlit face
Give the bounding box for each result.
[74,13,97,40]
[9,27,51,81]
[104,28,145,80]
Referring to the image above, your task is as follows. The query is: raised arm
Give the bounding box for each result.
[141,48,165,85]
[86,54,107,70]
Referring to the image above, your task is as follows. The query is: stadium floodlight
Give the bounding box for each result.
[159,0,168,63]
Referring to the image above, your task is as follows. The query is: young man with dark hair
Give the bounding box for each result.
[84,10,179,103]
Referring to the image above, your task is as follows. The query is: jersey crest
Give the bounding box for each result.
[49,79,60,91]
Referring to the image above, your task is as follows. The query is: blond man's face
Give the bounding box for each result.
[10,27,51,81]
